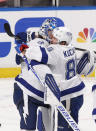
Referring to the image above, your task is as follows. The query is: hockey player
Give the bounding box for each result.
[13,30,37,131]
[46,26,95,131]
[13,18,57,131]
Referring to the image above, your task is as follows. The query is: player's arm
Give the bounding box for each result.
[76,51,95,76]
[25,45,48,64]
[20,43,56,66]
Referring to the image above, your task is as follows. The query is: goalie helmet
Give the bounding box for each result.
[52,26,72,44]
[38,18,57,41]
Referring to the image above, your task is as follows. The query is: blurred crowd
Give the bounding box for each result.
[0,0,96,8]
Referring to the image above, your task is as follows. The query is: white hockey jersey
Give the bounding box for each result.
[15,38,56,102]
[47,44,85,101]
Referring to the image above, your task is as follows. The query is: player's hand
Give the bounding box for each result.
[16,32,27,44]
[20,44,29,52]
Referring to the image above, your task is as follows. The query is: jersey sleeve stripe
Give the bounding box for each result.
[40,47,48,64]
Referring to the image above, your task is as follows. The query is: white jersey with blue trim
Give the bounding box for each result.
[20,38,49,75]
[26,38,56,65]
[15,38,55,102]
[28,37,49,48]
[47,44,85,101]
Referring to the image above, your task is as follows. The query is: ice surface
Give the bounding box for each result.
[0,78,96,131]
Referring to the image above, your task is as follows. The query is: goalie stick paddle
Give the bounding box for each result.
[4,23,21,40]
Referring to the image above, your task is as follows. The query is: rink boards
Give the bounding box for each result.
[0,67,21,78]
[0,7,96,77]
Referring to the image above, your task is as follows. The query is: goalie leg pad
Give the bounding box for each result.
[13,82,24,108]
[37,108,45,131]
[45,74,60,101]
[18,99,38,130]
[37,106,56,131]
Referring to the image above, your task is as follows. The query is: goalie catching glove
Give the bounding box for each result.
[15,31,36,44]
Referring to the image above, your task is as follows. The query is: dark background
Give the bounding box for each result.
[1,0,96,7]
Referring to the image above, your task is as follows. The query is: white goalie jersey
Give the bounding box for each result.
[15,38,56,103]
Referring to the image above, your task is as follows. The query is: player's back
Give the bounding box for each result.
[47,44,85,100]
[47,44,76,80]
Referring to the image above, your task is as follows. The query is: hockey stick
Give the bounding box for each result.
[4,22,95,55]
[75,47,86,52]
[23,56,80,131]
[4,23,21,40]
[75,47,96,54]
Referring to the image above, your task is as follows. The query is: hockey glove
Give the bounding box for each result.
[16,32,27,44]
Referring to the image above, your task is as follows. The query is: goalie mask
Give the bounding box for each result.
[52,26,72,45]
[38,18,57,42]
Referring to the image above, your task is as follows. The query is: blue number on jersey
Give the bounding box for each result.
[66,59,76,80]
